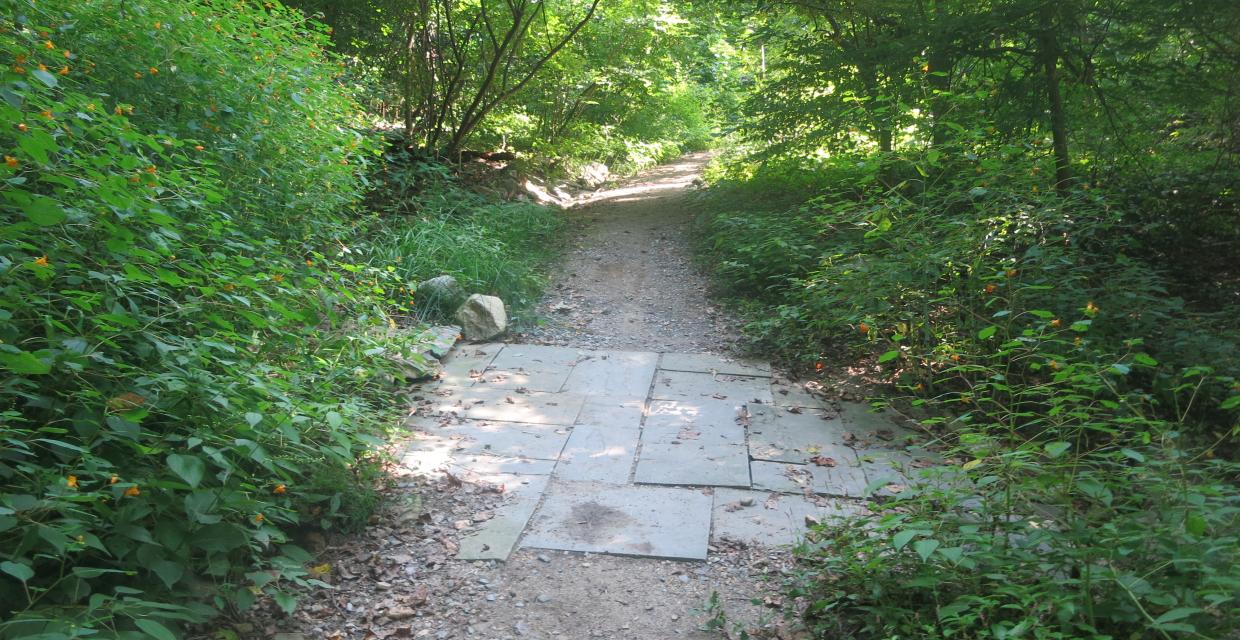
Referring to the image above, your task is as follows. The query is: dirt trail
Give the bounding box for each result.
[517,152,739,352]
[230,157,788,640]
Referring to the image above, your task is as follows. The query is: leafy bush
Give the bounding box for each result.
[0,0,444,635]
[697,146,1240,638]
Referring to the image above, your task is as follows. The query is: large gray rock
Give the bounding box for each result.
[578,162,610,188]
[455,294,508,341]
[417,275,466,317]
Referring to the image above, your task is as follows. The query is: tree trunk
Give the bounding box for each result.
[1037,4,1072,195]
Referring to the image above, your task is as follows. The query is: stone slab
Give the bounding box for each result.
[769,378,828,409]
[711,488,861,547]
[574,395,647,429]
[438,343,503,386]
[634,424,750,488]
[458,474,550,561]
[425,386,586,425]
[521,481,713,560]
[561,351,659,397]
[838,402,918,446]
[478,344,581,391]
[416,325,461,359]
[407,419,569,461]
[651,370,774,404]
[750,459,869,498]
[658,353,771,378]
[644,398,745,435]
[746,405,854,464]
[554,424,640,484]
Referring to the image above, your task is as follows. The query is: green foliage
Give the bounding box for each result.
[0,0,464,634]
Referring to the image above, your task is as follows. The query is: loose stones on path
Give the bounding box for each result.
[401,343,941,562]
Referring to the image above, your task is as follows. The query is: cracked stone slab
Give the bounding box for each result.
[521,481,713,560]
[438,343,503,386]
[838,402,918,446]
[769,378,829,409]
[644,398,745,435]
[658,353,771,378]
[634,424,750,488]
[458,474,550,561]
[750,459,869,498]
[746,404,854,464]
[651,370,774,404]
[424,386,586,425]
[561,351,659,397]
[478,344,582,391]
[554,423,640,484]
[574,395,647,429]
[711,488,862,547]
[415,325,461,359]
[405,418,570,461]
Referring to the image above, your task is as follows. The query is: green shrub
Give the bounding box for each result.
[0,0,436,635]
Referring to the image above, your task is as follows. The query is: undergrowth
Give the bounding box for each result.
[696,144,1240,638]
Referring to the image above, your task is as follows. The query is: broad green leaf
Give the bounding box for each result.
[0,350,51,374]
[877,350,899,363]
[1154,607,1201,624]
[31,68,59,88]
[1,560,34,582]
[1120,448,1145,462]
[21,195,66,226]
[325,411,343,428]
[1044,441,1071,458]
[977,326,997,339]
[135,619,178,640]
[167,453,206,488]
[892,529,921,550]
[913,538,940,561]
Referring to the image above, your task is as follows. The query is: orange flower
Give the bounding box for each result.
[12,65,25,74]
[194,145,205,151]
[1050,360,1061,370]
[17,123,27,132]
[273,484,287,495]
[950,354,962,362]
[272,274,284,283]
[815,362,824,371]
[58,66,69,75]
[305,260,314,267]
[133,71,143,79]
[38,63,47,72]
[40,110,52,119]
[1085,301,1099,316]
[154,21,162,29]
[15,54,25,64]
[913,383,925,392]
[145,165,157,174]
[253,513,265,524]
[149,67,158,75]
[858,322,870,335]
[44,40,55,50]
[984,283,998,294]
[124,485,140,497]
[66,475,78,489]
[109,474,119,484]
[115,106,124,115]
[1005,268,1018,278]
[33,255,49,267]
[5,156,17,169]
[63,50,71,59]
[1050,318,1061,328]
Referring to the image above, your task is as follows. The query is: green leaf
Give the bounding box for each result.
[325,411,343,428]
[1,560,34,582]
[1220,395,1240,410]
[913,538,940,561]
[1185,512,1207,536]
[977,326,997,339]
[1120,448,1145,462]
[135,619,178,640]
[31,68,59,88]
[270,589,299,614]
[892,529,921,550]
[20,195,66,226]
[151,560,185,589]
[1133,353,1158,366]
[877,350,899,363]
[167,453,206,488]
[0,350,51,374]
[192,523,246,552]
[1153,607,1201,624]
[1044,441,1071,458]
[245,412,263,427]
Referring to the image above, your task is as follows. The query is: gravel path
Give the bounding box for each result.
[516,153,740,353]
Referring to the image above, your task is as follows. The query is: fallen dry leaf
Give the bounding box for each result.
[809,456,836,467]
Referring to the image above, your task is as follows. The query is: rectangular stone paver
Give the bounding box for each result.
[746,404,853,464]
[555,424,640,484]
[458,474,550,561]
[659,353,771,377]
[651,370,774,405]
[644,398,744,435]
[574,395,646,429]
[561,351,659,397]
[438,343,503,386]
[750,459,869,498]
[405,418,570,461]
[521,481,713,560]
[426,386,586,425]
[479,344,581,391]
[634,424,750,488]
[769,379,828,409]
[711,488,862,547]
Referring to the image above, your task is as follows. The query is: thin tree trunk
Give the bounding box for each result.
[1037,3,1071,195]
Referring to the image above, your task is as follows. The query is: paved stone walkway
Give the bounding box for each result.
[402,343,943,562]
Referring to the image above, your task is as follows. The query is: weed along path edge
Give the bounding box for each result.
[252,157,948,640]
